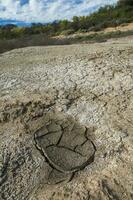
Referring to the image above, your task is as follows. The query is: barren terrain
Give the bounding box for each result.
[0,36,133,200]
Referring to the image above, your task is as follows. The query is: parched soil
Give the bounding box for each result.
[0,37,133,200]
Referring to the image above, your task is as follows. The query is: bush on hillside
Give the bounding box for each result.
[0,3,133,39]
[118,0,133,6]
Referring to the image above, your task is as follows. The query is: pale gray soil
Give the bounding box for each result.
[0,36,133,200]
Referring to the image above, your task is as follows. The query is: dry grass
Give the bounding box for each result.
[1,26,133,54]
[0,34,72,54]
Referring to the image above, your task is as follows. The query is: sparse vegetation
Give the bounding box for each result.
[0,1,133,53]
[0,35,73,54]
[1,29,133,54]
[75,30,133,42]
[0,1,133,40]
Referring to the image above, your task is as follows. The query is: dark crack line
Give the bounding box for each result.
[34,133,63,172]
[78,150,96,171]
[84,127,97,151]
[34,125,97,181]
[34,134,69,173]
[54,178,67,185]
[47,169,67,185]
[56,125,64,145]
[45,144,84,157]
[73,139,89,157]
[35,131,51,139]
[81,139,88,147]
[35,129,61,140]
[73,139,88,153]
[84,127,89,140]
[68,172,75,182]
[34,131,96,173]
[90,139,97,152]
[73,145,79,151]
[45,143,96,172]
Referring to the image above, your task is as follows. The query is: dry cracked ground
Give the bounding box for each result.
[0,36,133,200]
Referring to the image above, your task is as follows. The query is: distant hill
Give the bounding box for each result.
[0,19,31,27]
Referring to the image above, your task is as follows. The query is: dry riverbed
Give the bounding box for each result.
[0,36,133,200]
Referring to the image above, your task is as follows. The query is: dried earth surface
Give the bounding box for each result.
[0,36,133,200]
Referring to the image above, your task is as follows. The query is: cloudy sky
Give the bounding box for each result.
[0,0,118,24]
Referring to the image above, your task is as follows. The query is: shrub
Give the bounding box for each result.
[0,2,133,40]
[118,0,133,6]
[61,29,75,35]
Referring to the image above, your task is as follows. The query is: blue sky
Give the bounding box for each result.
[0,0,118,25]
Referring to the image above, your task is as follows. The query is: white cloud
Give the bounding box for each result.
[0,0,118,23]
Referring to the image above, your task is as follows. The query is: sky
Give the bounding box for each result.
[0,0,118,25]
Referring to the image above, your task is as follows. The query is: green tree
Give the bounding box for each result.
[59,20,69,30]
[118,0,133,6]
[72,16,80,31]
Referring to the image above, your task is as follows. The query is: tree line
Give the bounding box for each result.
[0,0,133,39]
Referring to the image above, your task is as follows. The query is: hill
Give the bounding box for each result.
[0,1,133,53]
[0,2,133,39]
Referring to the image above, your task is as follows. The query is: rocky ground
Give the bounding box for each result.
[0,36,133,200]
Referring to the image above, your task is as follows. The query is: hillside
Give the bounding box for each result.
[0,2,133,39]
[0,2,133,54]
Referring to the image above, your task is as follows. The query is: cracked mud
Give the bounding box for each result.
[0,37,133,200]
[34,113,96,183]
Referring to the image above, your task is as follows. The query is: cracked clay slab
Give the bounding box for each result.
[34,113,96,177]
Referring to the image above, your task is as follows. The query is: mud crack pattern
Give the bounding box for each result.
[34,112,96,184]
